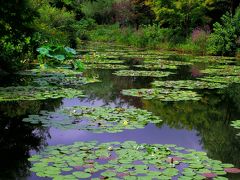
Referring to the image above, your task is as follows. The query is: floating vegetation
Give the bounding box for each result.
[122,88,201,101]
[17,67,81,77]
[201,65,240,76]
[33,76,100,87]
[85,64,129,70]
[231,120,240,136]
[0,86,85,101]
[22,106,162,132]
[189,57,235,64]
[152,80,228,89]
[113,70,174,78]
[198,76,240,84]
[143,59,192,66]
[83,59,124,64]
[29,141,237,179]
[134,64,178,70]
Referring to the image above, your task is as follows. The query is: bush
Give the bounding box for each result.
[75,18,96,40]
[32,4,77,46]
[88,24,172,48]
[207,7,240,56]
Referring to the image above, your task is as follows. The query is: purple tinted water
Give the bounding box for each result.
[1,46,240,179]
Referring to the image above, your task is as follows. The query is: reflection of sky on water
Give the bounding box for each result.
[48,124,203,151]
[57,98,202,150]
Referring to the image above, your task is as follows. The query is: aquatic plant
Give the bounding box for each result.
[37,45,76,64]
[134,64,177,70]
[122,88,201,101]
[152,80,228,89]
[143,59,192,66]
[0,86,85,101]
[29,141,238,179]
[113,70,174,78]
[33,76,100,87]
[198,76,240,84]
[201,65,240,76]
[17,67,82,77]
[231,120,240,136]
[85,64,129,70]
[22,106,162,133]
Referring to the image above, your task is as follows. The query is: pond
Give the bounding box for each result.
[0,42,240,179]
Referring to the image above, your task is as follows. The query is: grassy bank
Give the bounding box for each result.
[86,24,211,56]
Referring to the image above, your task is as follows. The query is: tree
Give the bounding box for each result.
[205,0,240,24]
[146,0,208,36]
[0,0,37,72]
[207,6,240,56]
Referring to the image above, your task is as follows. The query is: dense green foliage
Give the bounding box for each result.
[1,0,240,72]
[0,0,37,72]
[207,7,240,56]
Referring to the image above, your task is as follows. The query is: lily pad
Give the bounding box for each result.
[113,70,174,78]
[29,141,235,179]
[22,106,162,132]
[122,88,201,101]
[0,86,85,102]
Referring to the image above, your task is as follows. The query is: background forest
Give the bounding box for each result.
[1,0,240,72]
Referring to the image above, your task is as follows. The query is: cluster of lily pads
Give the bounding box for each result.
[84,59,124,64]
[231,120,240,136]
[33,76,100,87]
[0,86,85,102]
[134,64,178,70]
[84,64,129,70]
[113,70,174,78]
[17,67,82,77]
[152,80,228,89]
[122,88,201,101]
[29,141,239,179]
[22,106,162,133]
[189,56,235,64]
[201,65,240,76]
[198,76,240,84]
[143,59,192,66]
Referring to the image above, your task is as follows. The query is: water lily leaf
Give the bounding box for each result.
[53,55,65,61]
[37,47,49,55]
[101,171,117,177]
[65,47,77,55]
[72,172,91,178]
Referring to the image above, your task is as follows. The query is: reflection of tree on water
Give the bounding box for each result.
[142,84,240,167]
[81,69,150,107]
[0,99,62,179]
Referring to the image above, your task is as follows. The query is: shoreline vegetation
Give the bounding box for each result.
[1,0,240,73]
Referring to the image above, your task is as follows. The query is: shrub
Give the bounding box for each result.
[207,7,240,56]
[33,3,78,47]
